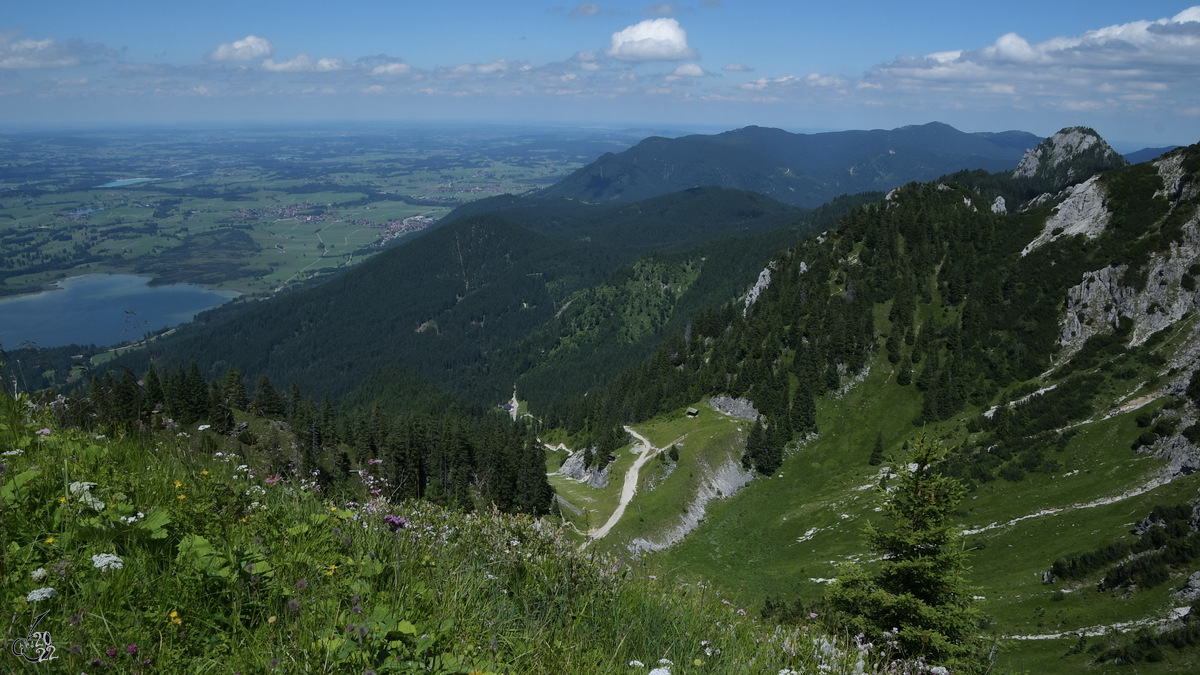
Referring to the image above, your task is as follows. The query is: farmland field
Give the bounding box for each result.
[0,123,646,299]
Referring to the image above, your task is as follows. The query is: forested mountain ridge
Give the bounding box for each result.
[535,121,1041,208]
[537,132,1200,670]
[88,187,834,408]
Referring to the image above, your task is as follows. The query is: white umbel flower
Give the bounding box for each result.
[26,587,57,602]
[92,553,124,572]
[30,567,47,581]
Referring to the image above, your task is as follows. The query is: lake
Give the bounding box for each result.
[94,178,158,188]
[0,274,239,349]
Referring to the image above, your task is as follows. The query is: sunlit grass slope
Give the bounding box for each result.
[2,392,928,674]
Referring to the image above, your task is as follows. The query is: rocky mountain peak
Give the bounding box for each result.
[1012,126,1128,187]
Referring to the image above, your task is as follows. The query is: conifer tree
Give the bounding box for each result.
[896,353,913,386]
[144,365,164,415]
[223,367,249,411]
[253,374,285,417]
[869,431,884,466]
[828,435,985,670]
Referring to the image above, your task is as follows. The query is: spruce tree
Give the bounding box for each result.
[223,367,249,411]
[828,435,985,670]
[869,431,884,466]
[253,374,285,417]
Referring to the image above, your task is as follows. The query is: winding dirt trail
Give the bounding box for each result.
[580,427,684,549]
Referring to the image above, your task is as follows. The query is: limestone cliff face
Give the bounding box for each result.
[1022,176,1111,256]
[1013,126,1127,187]
[1056,153,1200,361]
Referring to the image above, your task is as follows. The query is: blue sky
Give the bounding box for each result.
[3,1,1199,145]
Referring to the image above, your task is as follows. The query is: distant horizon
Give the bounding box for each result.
[0,118,1184,155]
[3,2,1199,146]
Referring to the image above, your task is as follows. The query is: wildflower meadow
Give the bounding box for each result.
[2,391,947,674]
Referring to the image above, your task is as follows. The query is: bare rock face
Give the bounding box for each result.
[1056,158,1200,361]
[1175,571,1200,602]
[627,457,754,555]
[556,447,609,488]
[709,395,762,421]
[991,195,1007,214]
[1022,176,1111,256]
[1013,126,1126,184]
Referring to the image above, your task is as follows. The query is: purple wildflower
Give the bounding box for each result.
[384,515,408,532]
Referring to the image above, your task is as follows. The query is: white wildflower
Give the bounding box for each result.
[198,424,211,431]
[930,669,949,675]
[2,449,22,456]
[92,553,124,572]
[648,668,670,675]
[26,587,57,602]
[30,567,47,581]
[629,660,645,668]
[657,659,673,666]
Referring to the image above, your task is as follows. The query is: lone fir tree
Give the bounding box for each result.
[829,435,988,670]
[869,431,884,466]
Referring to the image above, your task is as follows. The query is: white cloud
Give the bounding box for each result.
[261,55,347,72]
[805,73,846,88]
[372,62,411,75]
[207,35,273,62]
[608,18,698,61]
[671,63,705,77]
[0,31,102,69]
[873,6,1200,99]
[645,2,678,15]
[363,85,385,94]
[570,3,601,18]
[445,59,529,76]
[722,63,752,72]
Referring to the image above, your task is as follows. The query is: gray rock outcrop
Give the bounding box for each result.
[709,395,762,422]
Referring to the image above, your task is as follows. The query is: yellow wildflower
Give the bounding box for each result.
[330,506,337,512]
[58,497,66,504]
[326,564,338,576]
[44,537,55,544]
[177,494,186,500]
[200,470,209,476]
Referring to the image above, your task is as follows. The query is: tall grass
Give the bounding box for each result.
[1,392,939,674]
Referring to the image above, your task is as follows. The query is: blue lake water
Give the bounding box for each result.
[94,178,157,188]
[0,274,239,349]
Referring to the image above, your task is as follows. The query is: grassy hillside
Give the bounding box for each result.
[544,141,1200,670]
[1,391,936,674]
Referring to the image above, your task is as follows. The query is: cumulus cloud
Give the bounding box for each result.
[722,62,752,72]
[207,35,274,62]
[872,5,1200,103]
[570,3,602,18]
[261,55,347,72]
[608,18,698,61]
[671,63,705,77]
[0,31,102,69]
[372,62,411,75]
[443,59,531,77]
